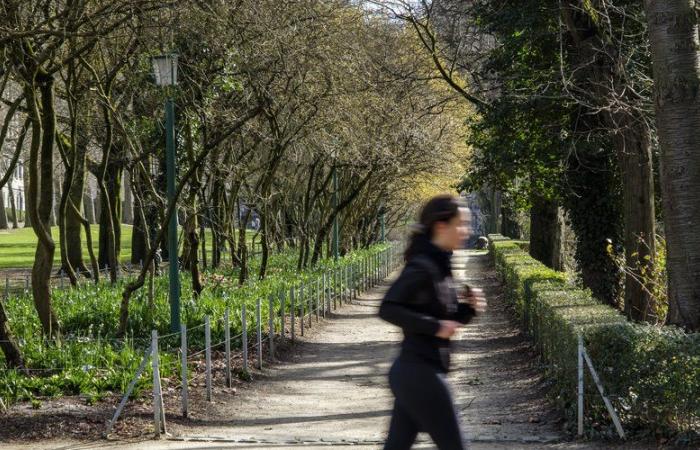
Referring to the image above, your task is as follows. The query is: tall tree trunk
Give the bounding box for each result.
[0,192,8,229]
[551,207,566,272]
[237,208,252,285]
[50,175,61,227]
[122,169,134,225]
[131,202,147,266]
[529,195,560,269]
[23,170,31,228]
[562,2,657,316]
[644,0,700,331]
[93,193,100,225]
[83,191,95,224]
[59,137,90,279]
[97,161,122,282]
[501,207,521,239]
[614,124,656,321]
[9,189,18,229]
[297,236,307,271]
[181,120,203,297]
[27,76,59,335]
[200,218,208,270]
[0,299,25,370]
[565,146,624,307]
[258,204,270,280]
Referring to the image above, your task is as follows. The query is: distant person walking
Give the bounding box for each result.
[379,194,484,450]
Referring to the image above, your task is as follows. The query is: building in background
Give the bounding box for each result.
[0,157,25,216]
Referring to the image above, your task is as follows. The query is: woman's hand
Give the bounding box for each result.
[464,286,486,313]
[436,320,462,339]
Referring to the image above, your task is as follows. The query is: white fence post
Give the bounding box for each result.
[205,316,212,402]
[104,343,153,436]
[315,279,320,322]
[290,288,295,341]
[225,308,232,388]
[242,304,248,373]
[268,294,275,359]
[300,285,305,336]
[280,290,286,339]
[151,330,166,438]
[181,324,188,418]
[256,298,262,370]
[581,346,626,440]
[578,334,584,437]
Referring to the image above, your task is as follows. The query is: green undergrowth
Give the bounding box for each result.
[490,234,699,443]
[0,243,394,407]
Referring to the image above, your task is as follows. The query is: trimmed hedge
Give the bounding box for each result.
[489,234,700,440]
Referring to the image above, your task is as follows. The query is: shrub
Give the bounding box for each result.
[489,234,700,440]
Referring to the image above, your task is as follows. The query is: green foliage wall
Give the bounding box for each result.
[491,236,699,441]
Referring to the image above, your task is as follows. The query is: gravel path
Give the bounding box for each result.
[2,250,661,449]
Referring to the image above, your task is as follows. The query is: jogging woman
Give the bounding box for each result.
[379,194,483,450]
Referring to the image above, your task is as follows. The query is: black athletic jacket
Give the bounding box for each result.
[379,235,475,373]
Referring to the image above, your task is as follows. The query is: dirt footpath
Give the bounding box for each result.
[2,250,661,449]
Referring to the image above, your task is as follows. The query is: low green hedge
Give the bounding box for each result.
[489,234,700,440]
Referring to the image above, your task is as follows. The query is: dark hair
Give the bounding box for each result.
[404,194,461,260]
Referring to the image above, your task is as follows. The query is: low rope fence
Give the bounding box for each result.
[102,243,403,439]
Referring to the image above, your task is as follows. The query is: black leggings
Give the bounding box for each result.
[384,359,466,450]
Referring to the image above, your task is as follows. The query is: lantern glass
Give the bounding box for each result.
[152,54,178,86]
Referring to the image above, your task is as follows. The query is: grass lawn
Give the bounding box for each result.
[0,225,133,269]
[0,224,260,269]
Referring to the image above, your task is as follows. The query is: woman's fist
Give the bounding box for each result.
[436,320,462,339]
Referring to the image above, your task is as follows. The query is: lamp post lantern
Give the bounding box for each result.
[152,53,181,332]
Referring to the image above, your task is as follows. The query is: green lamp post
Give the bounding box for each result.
[152,53,181,332]
[380,203,386,243]
[332,149,339,261]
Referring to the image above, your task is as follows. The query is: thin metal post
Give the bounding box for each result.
[336,267,340,307]
[352,264,356,299]
[4,276,8,300]
[291,287,296,341]
[181,324,188,418]
[152,330,162,438]
[373,254,376,284]
[256,298,262,370]
[326,272,331,313]
[315,279,320,322]
[225,308,232,388]
[332,165,339,260]
[322,274,327,318]
[105,344,152,436]
[308,286,312,329]
[344,266,349,303]
[582,347,626,439]
[205,316,212,402]
[362,257,368,292]
[268,295,275,358]
[578,334,584,437]
[242,304,248,373]
[280,290,286,340]
[381,209,386,242]
[301,284,305,336]
[166,97,181,333]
